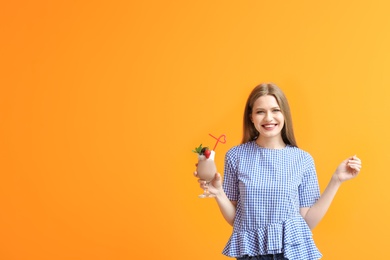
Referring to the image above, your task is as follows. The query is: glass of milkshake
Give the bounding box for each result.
[193,145,217,198]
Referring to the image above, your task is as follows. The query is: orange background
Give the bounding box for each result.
[1,1,389,259]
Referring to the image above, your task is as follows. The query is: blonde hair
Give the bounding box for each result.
[242,83,297,147]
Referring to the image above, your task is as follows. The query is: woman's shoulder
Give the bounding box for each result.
[224,142,255,160]
[287,146,315,162]
[288,145,311,154]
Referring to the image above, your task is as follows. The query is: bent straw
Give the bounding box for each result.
[209,133,227,151]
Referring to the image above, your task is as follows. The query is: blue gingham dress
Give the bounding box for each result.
[222,142,322,259]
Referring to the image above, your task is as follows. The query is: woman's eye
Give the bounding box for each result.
[256,111,264,114]
[273,109,281,113]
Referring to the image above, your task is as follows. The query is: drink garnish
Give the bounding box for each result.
[192,134,226,159]
[192,144,211,158]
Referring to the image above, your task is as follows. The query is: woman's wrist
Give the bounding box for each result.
[214,187,225,199]
[331,173,343,186]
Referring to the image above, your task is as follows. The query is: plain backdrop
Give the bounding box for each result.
[1,1,389,259]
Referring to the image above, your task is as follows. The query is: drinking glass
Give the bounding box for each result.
[196,150,217,198]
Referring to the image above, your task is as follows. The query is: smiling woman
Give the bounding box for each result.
[195,83,362,260]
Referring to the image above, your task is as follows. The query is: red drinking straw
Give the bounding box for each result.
[209,133,227,151]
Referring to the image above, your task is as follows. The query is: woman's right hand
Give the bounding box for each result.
[193,170,223,196]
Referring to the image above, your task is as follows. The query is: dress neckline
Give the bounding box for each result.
[253,141,288,150]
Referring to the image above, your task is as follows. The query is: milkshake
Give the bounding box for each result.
[193,144,217,198]
[197,150,217,181]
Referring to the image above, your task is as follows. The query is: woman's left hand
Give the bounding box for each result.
[334,155,362,183]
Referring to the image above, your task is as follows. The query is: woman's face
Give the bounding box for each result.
[250,95,285,141]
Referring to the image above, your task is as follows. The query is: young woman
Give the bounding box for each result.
[195,83,362,260]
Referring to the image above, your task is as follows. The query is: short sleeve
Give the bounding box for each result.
[222,147,239,201]
[298,154,320,208]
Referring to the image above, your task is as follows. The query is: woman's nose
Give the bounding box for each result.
[265,111,273,121]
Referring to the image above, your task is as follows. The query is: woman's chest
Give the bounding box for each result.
[237,156,305,197]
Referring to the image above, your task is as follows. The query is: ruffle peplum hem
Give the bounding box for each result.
[222,216,322,259]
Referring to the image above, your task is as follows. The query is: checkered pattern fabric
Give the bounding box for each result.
[222,142,322,259]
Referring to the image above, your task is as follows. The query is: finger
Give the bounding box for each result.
[348,163,362,169]
[348,162,361,168]
[348,161,361,166]
[350,166,360,171]
[348,158,361,162]
[348,160,362,166]
[200,181,208,188]
[349,166,361,173]
[350,155,361,162]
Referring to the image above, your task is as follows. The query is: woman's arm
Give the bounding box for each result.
[300,175,341,229]
[214,176,237,226]
[197,172,237,226]
[301,155,362,230]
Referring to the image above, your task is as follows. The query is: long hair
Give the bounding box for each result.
[241,83,298,147]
